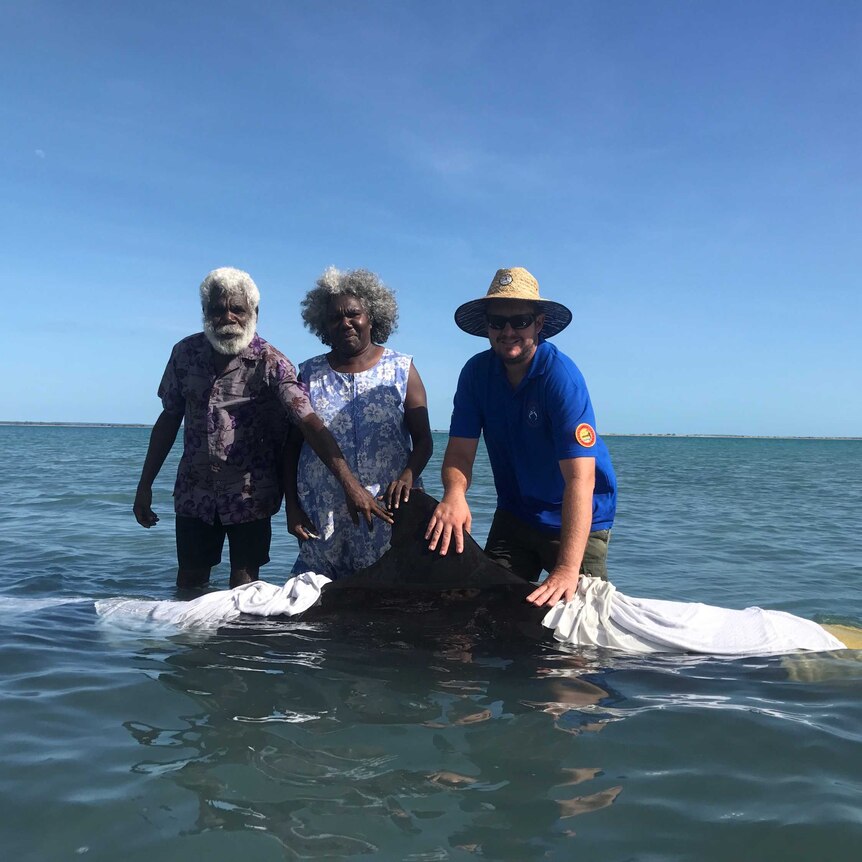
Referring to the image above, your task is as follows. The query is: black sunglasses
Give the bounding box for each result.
[486,313,536,330]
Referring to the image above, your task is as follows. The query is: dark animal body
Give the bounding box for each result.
[303,490,548,641]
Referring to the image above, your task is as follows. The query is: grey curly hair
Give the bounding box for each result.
[301,266,398,347]
[199,267,260,311]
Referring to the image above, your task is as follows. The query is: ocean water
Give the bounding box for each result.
[1,426,861,861]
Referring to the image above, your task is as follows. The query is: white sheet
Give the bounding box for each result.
[95,572,331,632]
[542,577,846,655]
[94,571,847,655]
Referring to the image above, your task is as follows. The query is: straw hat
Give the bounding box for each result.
[454,267,572,337]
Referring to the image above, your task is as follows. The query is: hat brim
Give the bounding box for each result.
[454,297,572,338]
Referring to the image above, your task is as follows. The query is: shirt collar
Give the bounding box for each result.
[200,332,263,376]
[526,339,553,378]
[237,333,264,360]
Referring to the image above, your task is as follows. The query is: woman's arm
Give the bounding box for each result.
[384,362,433,509]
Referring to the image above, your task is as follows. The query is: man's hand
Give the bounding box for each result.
[342,478,394,528]
[298,416,394,528]
[425,495,472,555]
[286,505,319,541]
[526,564,581,607]
[133,486,159,528]
[133,410,182,528]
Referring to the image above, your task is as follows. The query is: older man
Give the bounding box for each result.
[426,267,617,607]
[133,267,391,589]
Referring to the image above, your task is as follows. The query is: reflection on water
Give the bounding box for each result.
[114,608,862,860]
[125,619,621,859]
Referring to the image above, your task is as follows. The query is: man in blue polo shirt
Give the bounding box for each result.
[426,267,616,607]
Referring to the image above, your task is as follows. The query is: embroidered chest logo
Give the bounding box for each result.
[575,423,596,447]
[526,403,540,427]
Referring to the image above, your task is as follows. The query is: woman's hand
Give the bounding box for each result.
[384,469,414,510]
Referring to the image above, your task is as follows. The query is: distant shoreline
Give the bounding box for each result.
[0,421,151,429]
[1,421,860,440]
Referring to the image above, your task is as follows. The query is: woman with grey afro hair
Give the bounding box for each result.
[301,267,398,347]
[285,266,433,581]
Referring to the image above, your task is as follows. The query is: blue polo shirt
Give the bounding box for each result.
[449,341,616,532]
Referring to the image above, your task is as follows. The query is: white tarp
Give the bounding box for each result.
[94,571,847,655]
[95,572,331,632]
[542,577,845,655]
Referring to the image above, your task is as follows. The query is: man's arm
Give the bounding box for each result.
[133,409,183,527]
[425,436,479,554]
[526,456,595,606]
[297,413,393,527]
[282,425,319,540]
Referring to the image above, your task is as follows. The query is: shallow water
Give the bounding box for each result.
[1,427,861,860]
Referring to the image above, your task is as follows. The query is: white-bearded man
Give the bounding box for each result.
[133,267,392,589]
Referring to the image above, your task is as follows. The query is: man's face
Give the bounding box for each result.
[203,291,257,355]
[486,300,544,367]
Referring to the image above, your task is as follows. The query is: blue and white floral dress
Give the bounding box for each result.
[292,348,422,579]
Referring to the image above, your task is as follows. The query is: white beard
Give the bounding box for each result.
[203,318,256,355]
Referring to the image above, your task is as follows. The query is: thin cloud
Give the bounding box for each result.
[34,149,45,159]
[399,131,557,197]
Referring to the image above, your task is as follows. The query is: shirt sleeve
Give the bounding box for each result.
[271,353,314,425]
[448,359,482,439]
[157,344,185,417]
[546,361,599,460]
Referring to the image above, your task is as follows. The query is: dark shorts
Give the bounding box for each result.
[484,507,610,583]
[175,514,272,571]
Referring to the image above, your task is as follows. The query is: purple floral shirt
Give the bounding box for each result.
[158,333,313,525]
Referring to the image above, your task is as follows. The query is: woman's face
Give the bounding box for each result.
[326,294,372,355]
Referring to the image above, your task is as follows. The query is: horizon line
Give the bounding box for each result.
[1,421,860,441]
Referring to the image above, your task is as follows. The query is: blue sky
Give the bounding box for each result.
[2,1,860,436]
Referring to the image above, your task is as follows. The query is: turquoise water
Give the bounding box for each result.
[1,426,861,860]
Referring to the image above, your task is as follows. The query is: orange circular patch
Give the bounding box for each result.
[575,423,596,447]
